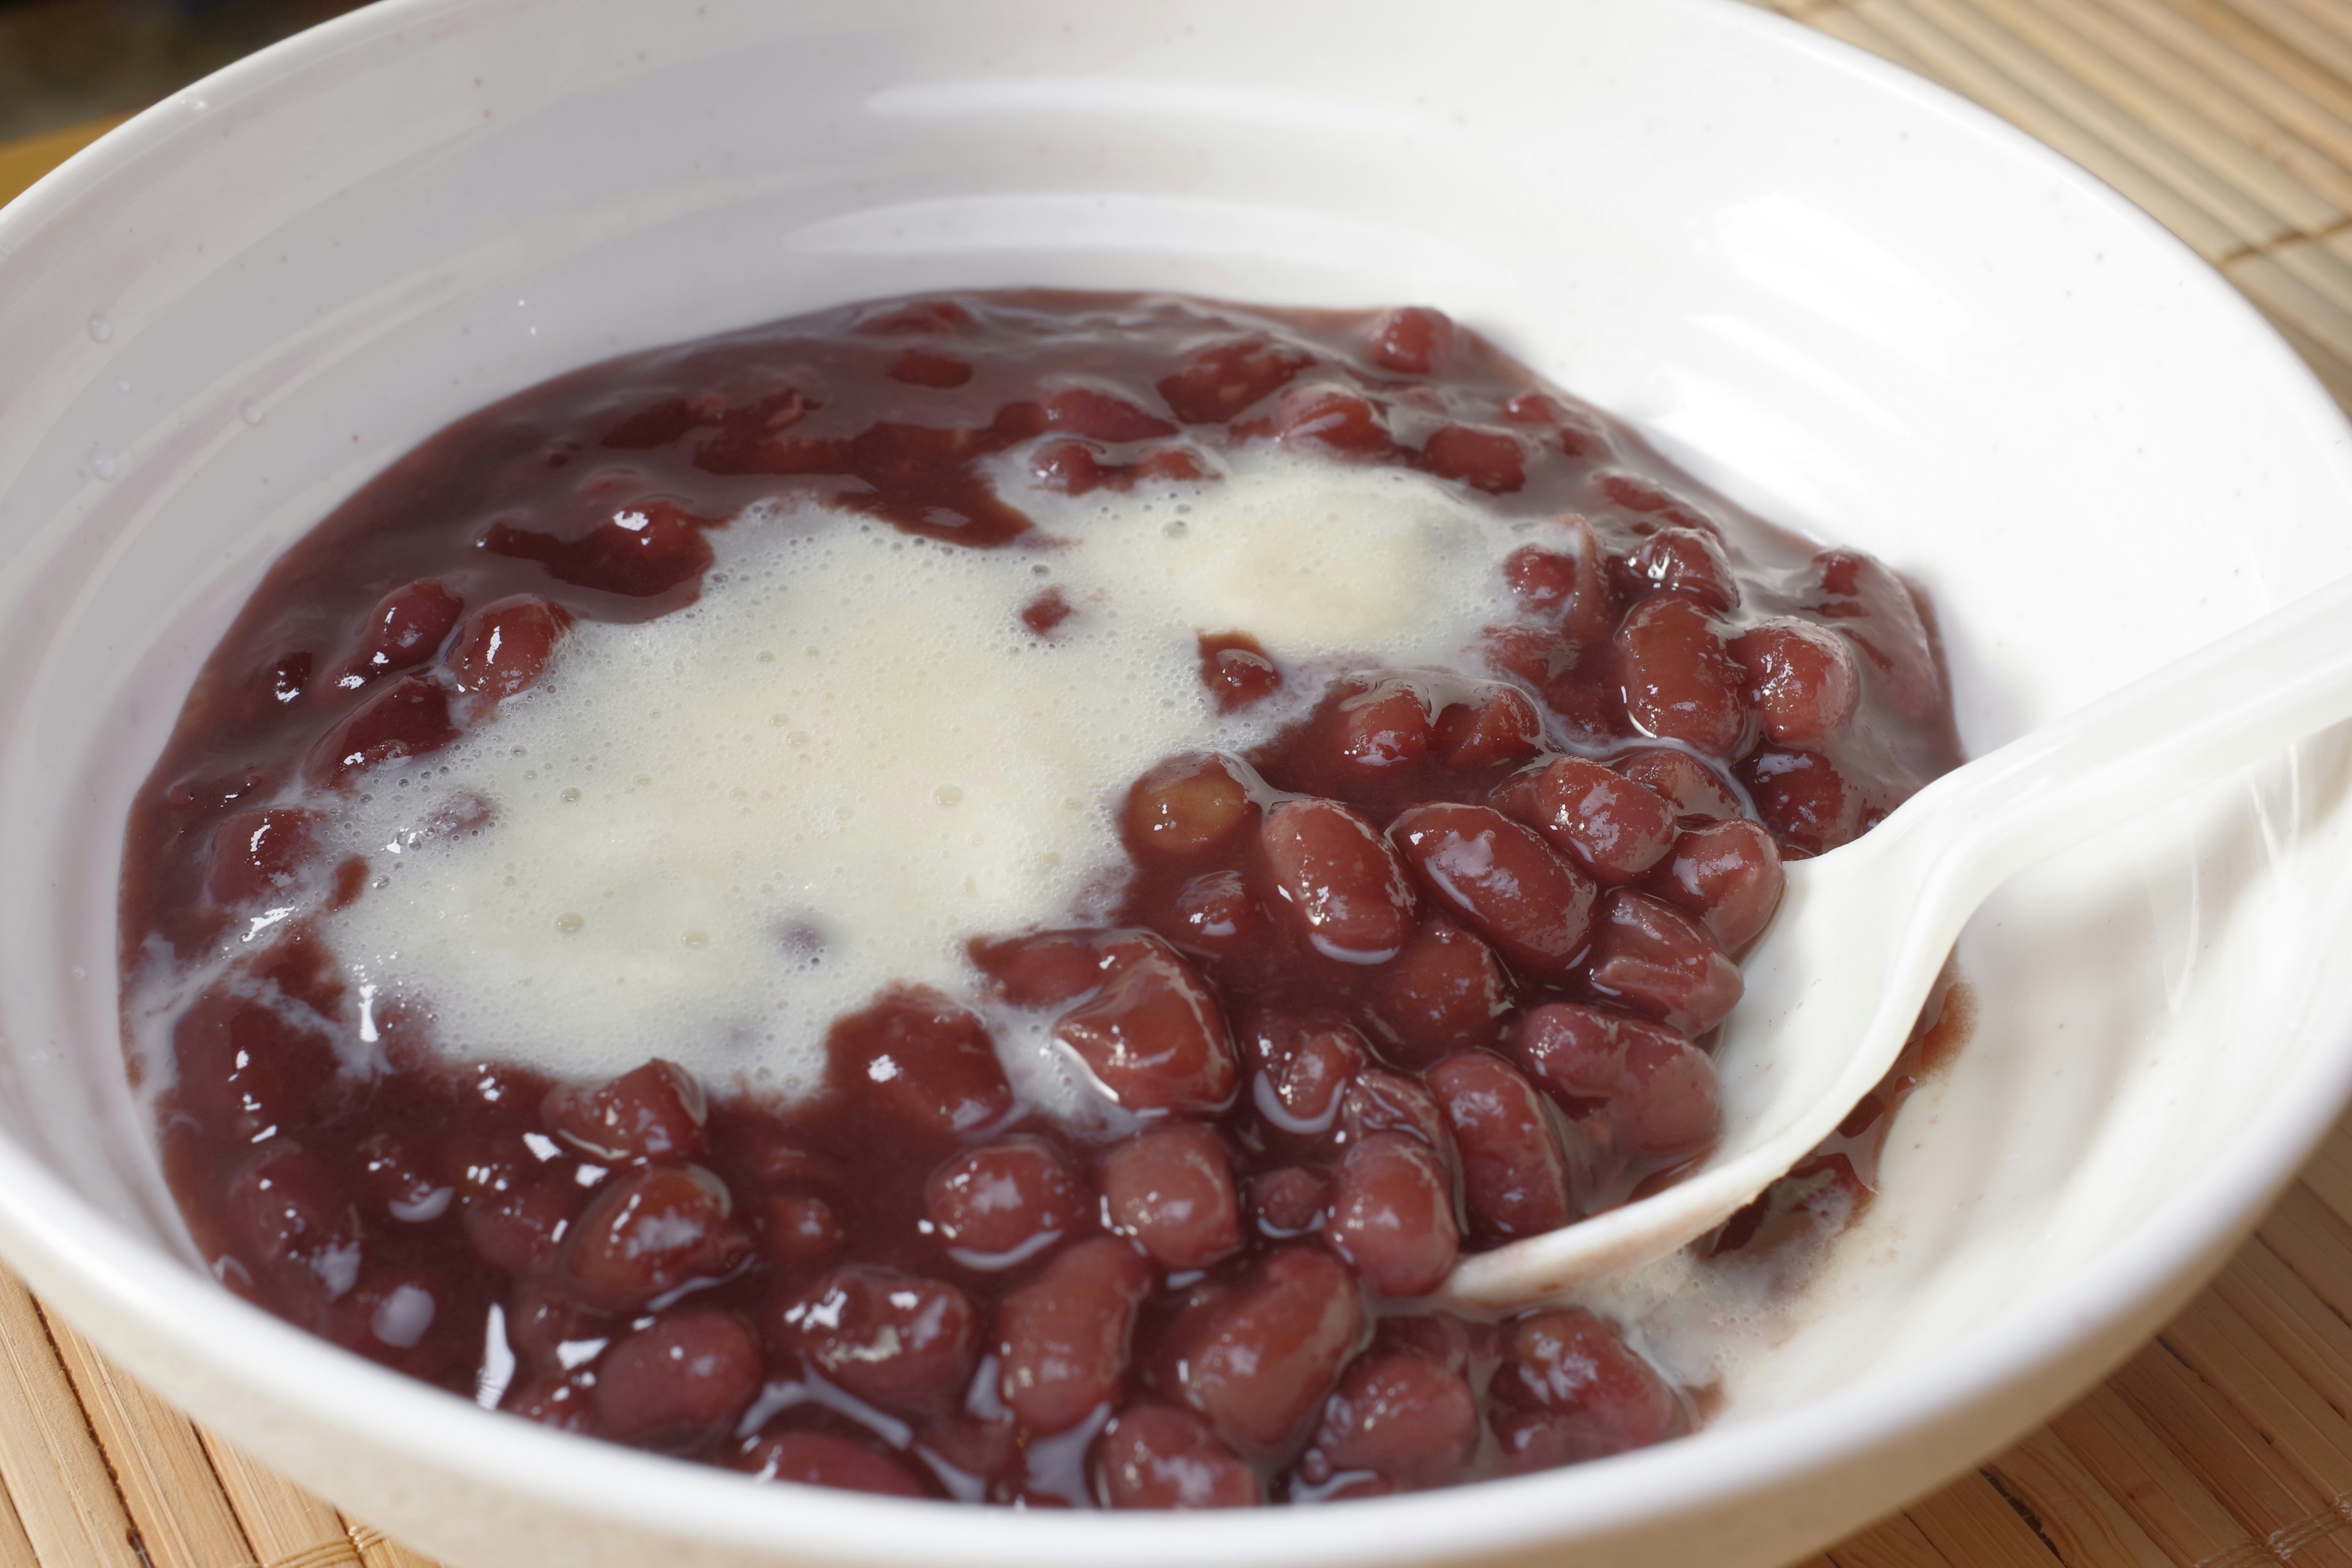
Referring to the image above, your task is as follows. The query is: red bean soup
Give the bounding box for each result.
[121,292,1965,1506]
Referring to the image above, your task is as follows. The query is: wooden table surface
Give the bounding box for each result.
[9,1,2352,1562]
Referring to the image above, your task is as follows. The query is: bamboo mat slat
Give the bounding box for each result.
[6,0,2352,1561]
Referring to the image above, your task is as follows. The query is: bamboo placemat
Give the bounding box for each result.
[9,0,2352,1561]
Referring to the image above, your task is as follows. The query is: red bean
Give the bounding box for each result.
[826,987,1015,1143]
[1259,799,1417,964]
[1515,1003,1720,1166]
[888,349,974,388]
[203,809,319,908]
[501,1278,607,1377]
[1335,678,1432,769]
[741,1431,931,1498]
[1490,1307,1686,1466]
[353,1133,452,1225]
[1614,747,1744,823]
[1480,624,1574,693]
[1625,527,1738,613]
[969,929,1111,1008]
[1367,307,1454,375]
[594,1308,760,1450]
[1504,756,1677,884]
[774,1265,978,1414]
[1503,548,1578,619]
[1614,595,1746,756]
[760,1194,843,1272]
[1656,819,1784,950]
[1021,586,1074,635]
[480,498,714,598]
[170,982,336,1142]
[563,1164,749,1312]
[1310,1352,1478,1490]
[925,1135,1087,1269]
[1261,385,1392,458]
[1170,1247,1366,1460]
[1810,548,1941,722]
[352,579,465,676]
[460,1168,578,1276]
[447,595,569,701]
[1126,753,1257,859]
[1101,1123,1242,1270]
[1340,1071,1454,1167]
[1388,803,1596,979]
[543,1058,708,1163]
[1422,425,1526,494]
[1373,923,1509,1065]
[1047,386,1178,441]
[1431,685,1543,767]
[1094,1404,1262,1509]
[1324,1133,1458,1298]
[1732,619,1858,745]
[1427,1053,1574,1240]
[1168,870,1268,958]
[225,1142,361,1310]
[1585,890,1743,1036]
[1197,632,1282,711]
[1250,1167,1330,1238]
[1052,937,1239,1115]
[1739,745,1864,856]
[1158,338,1313,424]
[997,1237,1154,1433]
[303,674,456,788]
[1248,1018,1367,1136]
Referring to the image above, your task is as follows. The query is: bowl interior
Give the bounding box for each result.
[3,1,2352,1563]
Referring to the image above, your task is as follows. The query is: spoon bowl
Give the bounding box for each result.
[1445,568,2352,1308]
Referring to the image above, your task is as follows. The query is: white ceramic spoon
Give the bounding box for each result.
[1440,573,2352,1309]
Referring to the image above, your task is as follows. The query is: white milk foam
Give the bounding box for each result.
[315,456,1525,1096]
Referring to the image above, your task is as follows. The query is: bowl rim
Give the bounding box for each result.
[6,0,2352,1561]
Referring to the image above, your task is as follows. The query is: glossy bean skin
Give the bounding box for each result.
[826,988,1015,1144]
[1656,819,1784,951]
[1100,1123,1243,1270]
[1585,890,1743,1037]
[772,1265,979,1415]
[1427,1054,1575,1240]
[593,1309,761,1451]
[1259,798,1418,964]
[997,1237,1155,1433]
[1166,1247,1368,1461]
[563,1164,750,1313]
[1322,1133,1459,1298]
[1515,1002,1720,1188]
[1373,922,1510,1065]
[1052,937,1240,1115]
[1389,804,1596,979]
[1500,756,1678,884]
[1489,1308,1688,1468]
[1307,1352,1479,1491]
[926,1136,1088,1270]
[1095,1405,1262,1509]
[1614,595,1747,758]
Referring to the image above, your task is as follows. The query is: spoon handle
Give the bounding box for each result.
[1895,570,2352,893]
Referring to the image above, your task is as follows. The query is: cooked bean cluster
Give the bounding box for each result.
[124,292,1959,1506]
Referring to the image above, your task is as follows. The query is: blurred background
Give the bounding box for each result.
[0,0,365,141]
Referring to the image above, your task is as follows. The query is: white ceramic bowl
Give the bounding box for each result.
[5,2,2352,1564]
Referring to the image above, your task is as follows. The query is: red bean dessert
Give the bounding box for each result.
[121,292,1962,1506]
